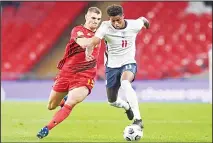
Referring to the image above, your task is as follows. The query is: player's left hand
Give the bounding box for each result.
[144,21,150,29]
[141,17,150,29]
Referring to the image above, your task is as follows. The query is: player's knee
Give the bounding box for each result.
[65,99,78,107]
[65,87,88,106]
[47,106,55,110]
[65,96,82,107]
[47,103,57,110]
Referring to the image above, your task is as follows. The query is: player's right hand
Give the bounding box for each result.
[85,48,94,61]
[85,55,94,61]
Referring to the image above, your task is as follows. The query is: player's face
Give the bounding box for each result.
[85,12,102,29]
[109,15,125,29]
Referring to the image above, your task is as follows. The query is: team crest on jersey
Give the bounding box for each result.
[87,33,91,36]
[77,31,84,37]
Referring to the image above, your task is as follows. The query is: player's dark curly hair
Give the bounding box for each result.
[107,4,123,16]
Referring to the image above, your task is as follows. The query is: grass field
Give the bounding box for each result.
[1,101,212,142]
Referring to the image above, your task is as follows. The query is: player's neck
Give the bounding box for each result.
[83,24,96,32]
[113,20,127,30]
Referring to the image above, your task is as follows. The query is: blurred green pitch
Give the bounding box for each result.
[1,102,212,142]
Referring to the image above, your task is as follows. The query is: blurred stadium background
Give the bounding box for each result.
[1,1,212,142]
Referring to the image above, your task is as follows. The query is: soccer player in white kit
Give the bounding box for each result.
[77,4,150,129]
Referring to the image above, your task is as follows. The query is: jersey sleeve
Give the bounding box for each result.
[134,17,145,32]
[70,27,78,40]
[70,27,84,41]
[95,22,107,39]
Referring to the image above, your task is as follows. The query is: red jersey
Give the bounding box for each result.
[57,25,100,79]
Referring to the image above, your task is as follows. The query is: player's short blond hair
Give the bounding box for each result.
[87,7,102,15]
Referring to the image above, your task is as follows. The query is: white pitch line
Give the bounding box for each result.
[10,119,209,124]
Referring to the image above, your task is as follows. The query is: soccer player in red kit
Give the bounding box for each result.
[36,7,102,139]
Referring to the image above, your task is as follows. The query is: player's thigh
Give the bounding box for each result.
[105,66,121,88]
[105,66,121,102]
[106,86,120,102]
[49,74,70,108]
[120,63,137,82]
[48,89,68,108]
[66,86,89,106]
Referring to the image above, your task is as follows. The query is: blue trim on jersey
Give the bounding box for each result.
[105,63,137,88]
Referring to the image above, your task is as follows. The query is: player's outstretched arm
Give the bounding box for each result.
[76,36,100,47]
[85,36,101,61]
[76,37,91,47]
[76,21,106,61]
[140,17,150,29]
[76,36,101,61]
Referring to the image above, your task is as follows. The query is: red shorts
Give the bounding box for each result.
[52,71,95,94]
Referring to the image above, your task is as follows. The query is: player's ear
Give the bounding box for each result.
[122,14,125,19]
[85,14,87,21]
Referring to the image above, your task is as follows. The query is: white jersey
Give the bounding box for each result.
[95,18,145,68]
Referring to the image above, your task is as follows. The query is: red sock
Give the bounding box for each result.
[47,104,74,130]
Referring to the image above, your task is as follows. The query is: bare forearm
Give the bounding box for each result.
[75,36,101,61]
[76,37,98,48]
[76,38,91,47]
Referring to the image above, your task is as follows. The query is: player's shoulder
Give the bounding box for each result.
[71,25,89,35]
[72,25,85,31]
[126,19,141,24]
[70,25,85,38]
[126,19,143,29]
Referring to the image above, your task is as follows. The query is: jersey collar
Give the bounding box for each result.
[111,20,128,30]
[81,24,96,33]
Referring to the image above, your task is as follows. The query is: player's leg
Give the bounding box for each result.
[107,87,134,120]
[106,66,134,120]
[37,74,69,139]
[48,74,69,109]
[46,86,89,130]
[107,86,129,109]
[37,86,89,139]
[120,63,143,128]
[58,95,68,107]
[47,90,68,110]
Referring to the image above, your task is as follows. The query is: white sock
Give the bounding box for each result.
[121,80,141,120]
[109,96,130,110]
